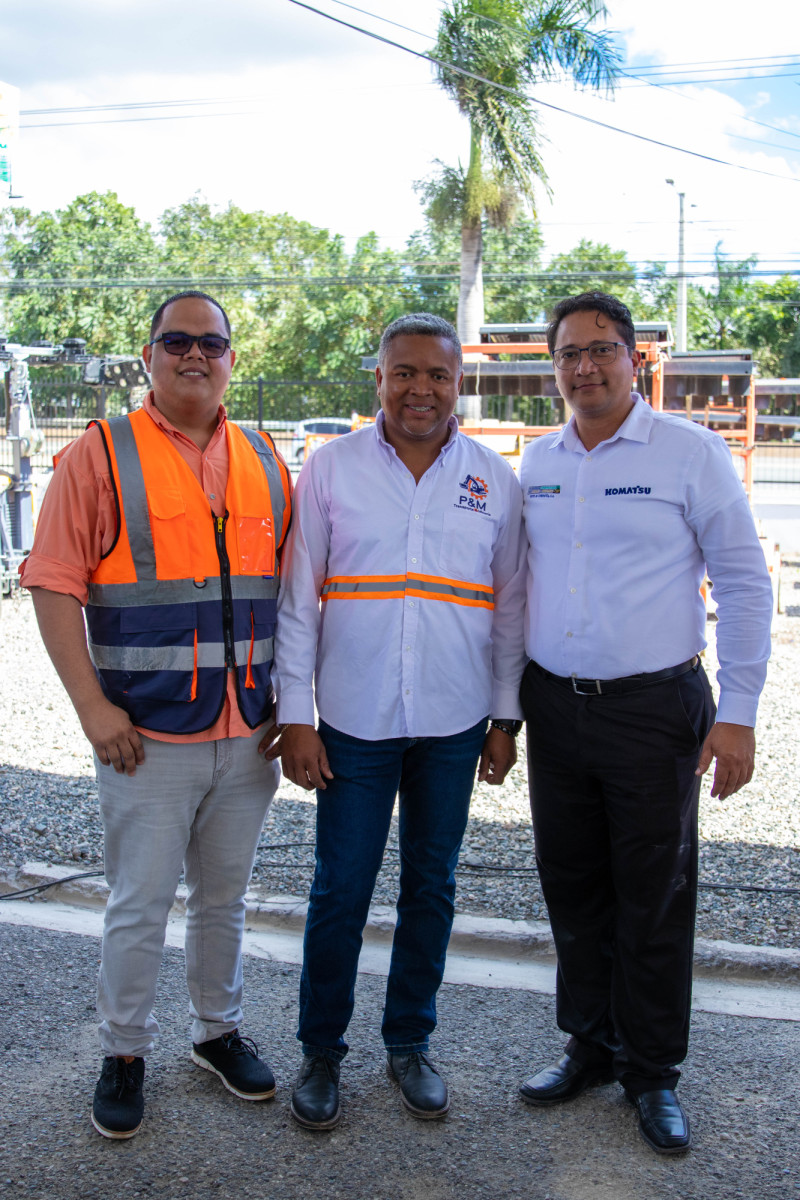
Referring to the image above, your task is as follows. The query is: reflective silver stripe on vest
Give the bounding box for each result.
[105,416,157,581]
[237,425,288,548]
[89,637,274,673]
[87,575,280,608]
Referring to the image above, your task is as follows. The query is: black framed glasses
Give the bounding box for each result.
[149,331,231,358]
[553,342,627,370]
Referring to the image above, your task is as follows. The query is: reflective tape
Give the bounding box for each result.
[88,575,279,608]
[90,637,274,673]
[321,573,494,609]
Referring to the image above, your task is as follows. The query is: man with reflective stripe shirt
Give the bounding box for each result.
[271,313,527,1129]
[517,291,773,1154]
[21,292,291,1139]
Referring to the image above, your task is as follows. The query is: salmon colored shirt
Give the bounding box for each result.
[20,393,282,743]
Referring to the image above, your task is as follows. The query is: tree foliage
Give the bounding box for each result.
[428,0,620,339]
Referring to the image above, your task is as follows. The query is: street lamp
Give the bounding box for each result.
[665,179,687,352]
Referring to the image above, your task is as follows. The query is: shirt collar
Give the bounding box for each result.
[554,393,652,451]
[144,390,227,446]
[374,410,460,460]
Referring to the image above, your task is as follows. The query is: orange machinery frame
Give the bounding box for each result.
[459,340,756,496]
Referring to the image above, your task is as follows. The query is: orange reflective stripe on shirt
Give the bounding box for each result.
[321,573,494,609]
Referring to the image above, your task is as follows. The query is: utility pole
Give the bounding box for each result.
[666,180,687,352]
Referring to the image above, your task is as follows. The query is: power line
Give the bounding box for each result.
[283,0,800,185]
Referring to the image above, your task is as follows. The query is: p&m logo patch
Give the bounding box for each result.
[457,474,491,513]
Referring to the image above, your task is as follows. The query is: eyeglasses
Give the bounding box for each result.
[552,342,627,370]
[149,331,231,358]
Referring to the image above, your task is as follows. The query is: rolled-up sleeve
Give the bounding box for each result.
[19,427,118,604]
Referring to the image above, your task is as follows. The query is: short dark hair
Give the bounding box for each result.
[378,312,462,369]
[546,291,636,355]
[149,291,232,341]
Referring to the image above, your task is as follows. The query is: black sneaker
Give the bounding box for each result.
[191,1030,276,1100]
[91,1056,145,1139]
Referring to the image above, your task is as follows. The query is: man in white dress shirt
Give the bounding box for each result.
[517,291,773,1154]
[271,313,527,1129]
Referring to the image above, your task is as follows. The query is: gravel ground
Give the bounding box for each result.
[1,922,799,1200]
[1,562,799,949]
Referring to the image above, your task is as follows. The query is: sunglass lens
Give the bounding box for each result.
[198,336,228,358]
[161,333,193,355]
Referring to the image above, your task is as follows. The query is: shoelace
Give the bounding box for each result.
[395,1051,437,1078]
[112,1060,142,1099]
[220,1032,259,1059]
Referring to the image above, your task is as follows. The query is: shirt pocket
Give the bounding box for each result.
[439,509,495,583]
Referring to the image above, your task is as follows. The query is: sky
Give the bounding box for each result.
[2,0,799,284]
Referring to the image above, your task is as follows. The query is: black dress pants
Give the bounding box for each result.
[520,659,716,1094]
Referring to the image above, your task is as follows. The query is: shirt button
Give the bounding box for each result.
[575,542,582,549]
[411,557,417,563]
[209,493,216,500]
[405,689,410,695]
[409,601,415,607]
[414,514,420,520]
[405,645,411,651]
[570,587,576,594]
[566,631,573,638]
[579,497,585,503]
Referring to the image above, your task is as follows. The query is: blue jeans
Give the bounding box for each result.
[298,717,488,1059]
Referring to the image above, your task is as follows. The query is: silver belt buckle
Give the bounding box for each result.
[571,675,602,695]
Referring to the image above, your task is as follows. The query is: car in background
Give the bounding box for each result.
[290,417,353,463]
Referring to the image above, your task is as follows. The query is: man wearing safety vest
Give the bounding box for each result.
[21,291,292,1139]
[271,312,527,1129]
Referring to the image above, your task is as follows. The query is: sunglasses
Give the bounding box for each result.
[149,331,231,358]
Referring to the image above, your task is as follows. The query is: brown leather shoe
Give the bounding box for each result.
[519,1053,614,1106]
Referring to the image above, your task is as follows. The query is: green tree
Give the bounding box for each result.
[429,0,619,342]
[736,276,800,377]
[1,191,158,352]
[692,244,758,350]
[541,238,638,315]
[405,213,545,324]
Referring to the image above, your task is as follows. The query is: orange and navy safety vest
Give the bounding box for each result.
[84,408,291,734]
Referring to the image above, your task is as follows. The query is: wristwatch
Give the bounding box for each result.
[490,719,523,737]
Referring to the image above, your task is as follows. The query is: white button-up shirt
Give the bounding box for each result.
[273,414,527,739]
[520,395,773,727]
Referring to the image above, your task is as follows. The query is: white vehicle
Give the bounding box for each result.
[290,417,353,463]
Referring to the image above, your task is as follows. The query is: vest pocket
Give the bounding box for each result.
[147,488,191,578]
[235,515,275,576]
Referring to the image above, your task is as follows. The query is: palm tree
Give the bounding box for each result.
[429,0,620,344]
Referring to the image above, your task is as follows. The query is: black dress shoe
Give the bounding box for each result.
[387,1051,450,1119]
[519,1053,615,1106]
[629,1088,691,1154]
[290,1054,341,1130]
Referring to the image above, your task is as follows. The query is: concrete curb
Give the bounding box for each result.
[2,860,799,983]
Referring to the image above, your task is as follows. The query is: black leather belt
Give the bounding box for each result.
[533,656,698,697]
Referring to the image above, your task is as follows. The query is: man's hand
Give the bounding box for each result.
[30,587,145,775]
[275,724,334,791]
[477,725,517,786]
[695,721,755,800]
[258,722,282,758]
[79,695,145,775]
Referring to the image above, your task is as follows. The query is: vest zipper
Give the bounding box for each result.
[214,512,236,667]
